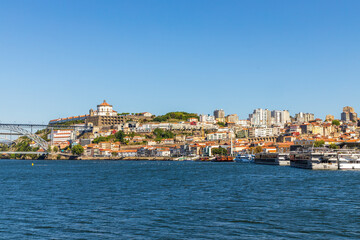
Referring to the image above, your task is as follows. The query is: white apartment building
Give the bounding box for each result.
[248,128,274,138]
[199,114,216,123]
[49,129,76,145]
[249,108,271,127]
[271,110,290,126]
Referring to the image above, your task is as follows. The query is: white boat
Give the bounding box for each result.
[277,153,290,166]
[234,154,254,163]
[338,153,360,170]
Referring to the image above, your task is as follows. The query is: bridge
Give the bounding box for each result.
[0,123,92,151]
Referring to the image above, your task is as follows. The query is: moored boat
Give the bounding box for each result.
[277,153,290,166]
[234,154,254,163]
[254,153,278,165]
[289,148,338,170]
[211,156,234,162]
[338,153,360,170]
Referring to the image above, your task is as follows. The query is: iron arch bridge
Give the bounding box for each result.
[0,124,49,150]
[0,123,92,152]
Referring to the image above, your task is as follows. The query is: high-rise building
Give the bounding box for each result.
[271,110,290,126]
[294,112,315,123]
[249,108,272,127]
[341,106,357,122]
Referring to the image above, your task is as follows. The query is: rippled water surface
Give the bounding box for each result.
[0,160,360,239]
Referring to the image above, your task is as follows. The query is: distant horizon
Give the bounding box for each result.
[1,0,360,122]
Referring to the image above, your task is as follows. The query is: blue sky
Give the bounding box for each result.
[1,0,360,123]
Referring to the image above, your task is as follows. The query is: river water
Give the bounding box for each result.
[0,160,359,239]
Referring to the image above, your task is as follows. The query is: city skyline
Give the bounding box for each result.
[1,0,360,122]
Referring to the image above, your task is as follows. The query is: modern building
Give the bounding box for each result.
[249,108,271,127]
[248,128,274,138]
[86,100,126,126]
[294,112,315,123]
[271,110,290,126]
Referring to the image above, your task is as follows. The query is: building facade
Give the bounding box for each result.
[249,108,271,127]
[86,100,126,126]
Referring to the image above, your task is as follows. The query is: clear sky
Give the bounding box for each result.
[1,0,360,123]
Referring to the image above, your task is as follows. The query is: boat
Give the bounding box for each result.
[211,156,234,162]
[277,153,290,166]
[254,153,279,165]
[289,148,338,170]
[338,152,360,170]
[234,153,254,163]
[197,156,215,162]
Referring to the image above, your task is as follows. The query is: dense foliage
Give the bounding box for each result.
[217,122,226,127]
[211,147,228,156]
[332,120,340,126]
[329,143,339,149]
[115,131,126,143]
[249,146,263,153]
[92,135,115,144]
[71,145,84,155]
[314,140,325,147]
[153,128,174,141]
[153,112,199,122]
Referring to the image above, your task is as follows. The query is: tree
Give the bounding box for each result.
[153,128,174,140]
[115,131,126,143]
[53,146,59,153]
[329,143,339,149]
[249,146,263,153]
[332,120,340,126]
[314,140,325,147]
[217,122,226,127]
[153,112,199,122]
[212,147,228,156]
[71,145,84,155]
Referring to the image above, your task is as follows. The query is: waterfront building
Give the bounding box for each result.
[341,106,358,122]
[117,150,138,158]
[86,100,126,126]
[294,112,315,123]
[49,129,76,146]
[249,108,271,127]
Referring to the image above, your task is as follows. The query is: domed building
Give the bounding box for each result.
[86,100,125,126]
[89,100,118,117]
